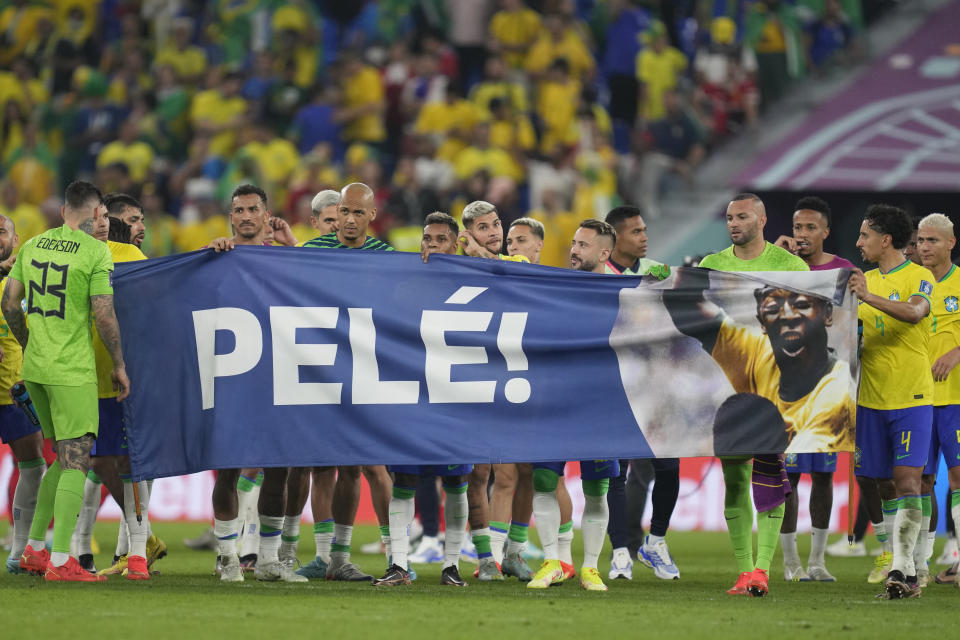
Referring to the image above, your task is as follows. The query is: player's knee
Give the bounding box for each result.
[493,467,517,490]
[582,478,609,497]
[532,468,559,493]
[338,465,361,480]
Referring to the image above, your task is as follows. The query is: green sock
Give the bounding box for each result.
[52,469,86,554]
[28,460,61,542]
[722,460,754,573]
[508,521,529,543]
[755,503,785,572]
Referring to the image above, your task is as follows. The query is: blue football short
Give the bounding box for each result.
[389,464,473,477]
[92,398,127,457]
[533,460,620,480]
[855,405,932,478]
[923,404,960,474]
[0,403,41,444]
[784,452,838,474]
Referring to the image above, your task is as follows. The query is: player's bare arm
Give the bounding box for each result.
[91,294,131,401]
[849,268,930,324]
[1,276,28,348]
[932,346,960,382]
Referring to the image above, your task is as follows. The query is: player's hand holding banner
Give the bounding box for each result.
[112,249,857,479]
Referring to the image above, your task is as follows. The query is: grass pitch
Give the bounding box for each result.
[0,522,955,639]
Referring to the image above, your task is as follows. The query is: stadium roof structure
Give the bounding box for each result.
[737,0,960,192]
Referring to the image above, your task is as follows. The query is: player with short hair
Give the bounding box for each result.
[104,192,146,249]
[915,212,960,586]
[3,180,130,582]
[0,214,47,575]
[529,219,620,592]
[849,204,935,599]
[372,212,471,588]
[301,183,395,581]
[603,205,680,581]
[506,217,544,264]
[694,193,809,597]
[457,200,534,582]
[773,196,856,582]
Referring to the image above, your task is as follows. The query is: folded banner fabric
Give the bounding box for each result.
[112,248,857,480]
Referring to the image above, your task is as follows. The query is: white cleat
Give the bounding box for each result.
[255,559,309,582]
[408,535,444,564]
[806,565,835,582]
[825,538,866,558]
[936,537,959,566]
[608,547,633,580]
[784,563,810,582]
[638,536,680,580]
[220,555,244,583]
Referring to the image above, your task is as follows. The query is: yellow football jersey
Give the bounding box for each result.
[858,260,934,409]
[93,241,147,398]
[928,264,960,406]
[0,278,23,405]
[712,320,855,452]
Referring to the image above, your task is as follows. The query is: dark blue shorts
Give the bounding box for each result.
[92,398,126,457]
[924,405,960,474]
[533,460,620,480]
[389,464,473,477]
[784,452,837,474]
[855,405,932,478]
[0,403,41,445]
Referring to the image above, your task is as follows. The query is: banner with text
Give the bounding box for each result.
[113,249,857,480]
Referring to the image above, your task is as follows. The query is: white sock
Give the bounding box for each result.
[381,528,392,566]
[122,481,149,559]
[882,509,897,554]
[238,481,261,556]
[809,527,829,568]
[581,493,609,570]
[145,479,154,536]
[952,498,960,555]
[115,519,129,557]
[51,551,69,567]
[443,488,468,569]
[27,538,45,552]
[331,523,353,563]
[313,520,334,563]
[258,514,284,564]
[780,532,800,566]
[506,536,524,555]
[533,491,561,560]
[925,531,936,564]
[891,504,921,576]
[280,515,300,561]
[71,473,102,557]
[214,518,240,558]
[490,524,508,564]
[11,462,45,559]
[558,522,574,565]
[388,495,415,568]
[913,511,931,573]
[646,533,664,546]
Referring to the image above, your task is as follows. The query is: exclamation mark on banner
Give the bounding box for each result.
[497,312,531,403]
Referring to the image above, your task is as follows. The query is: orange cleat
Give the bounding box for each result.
[124,555,150,580]
[727,571,752,595]
[746,568,769,597]
[45,556,108,582]
[560,561,576,580]
[19,545,50,576]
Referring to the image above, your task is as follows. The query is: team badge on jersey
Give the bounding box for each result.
[920,280,933,295]
[889,291,900,301]
[854,447,862,468]
[946,296,958,312]
[785,453,798,465]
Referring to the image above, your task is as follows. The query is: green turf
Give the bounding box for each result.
[0,522,955,638]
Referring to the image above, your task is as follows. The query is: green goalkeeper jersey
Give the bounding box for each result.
[9,224,114,386]
[698,242,809,272]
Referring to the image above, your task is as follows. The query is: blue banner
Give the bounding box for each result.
[113,248,857,480]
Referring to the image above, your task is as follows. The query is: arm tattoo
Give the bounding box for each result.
[78,217,96,236]
[1,281,29,348]
[91,294,125,368]
[57,434,95,472]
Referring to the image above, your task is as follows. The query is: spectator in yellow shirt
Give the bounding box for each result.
[454,121,524,184]
[528,187,581,268]
[489,0,543,69]
[189,70,248,158]
[155,17,208,85]
[469,55,528,117]
[0,2,51,67]
[525,13,595,81]
[0,179,46,246]
[535,58,581,154]
[239,123,300,206]
[636,20,688,122]
[339,53,386,144]
[97,119,156,184]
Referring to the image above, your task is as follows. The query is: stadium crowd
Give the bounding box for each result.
[2,0,949,603]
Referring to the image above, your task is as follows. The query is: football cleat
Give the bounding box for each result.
[124,555,150,580]
[239,553,257,572]
[884,570,914,599]
[560,561,576,580]
[255,559,308,582]
[727,571,752,595]
[580,567,608,591]
[747,568,769,597]
[296,556,329,579]
[460,538,478,563]
[608,547,633,580]
[98,554,127,576]
[372,564,411,586]
[937,536,959,566]
[783,563,810,582]
[638,536,680,580]
[475,557,504,581]
[806,565,836,582]
[78,553,97,574]
[527,559,564,589]
[441,565,467,587]
[935,561,958,584]
[146,535,168,568]
[522,540,545,562]
[868,551,893,584]
[502,551,533,581]
[45,556,107,582]
[219,555,244,582]
[825,538,867,558]
[408,536,444,564]
[183,527,218,551]
[7,554,28,574]
[326,560,373,581]
[19,545,49,576]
